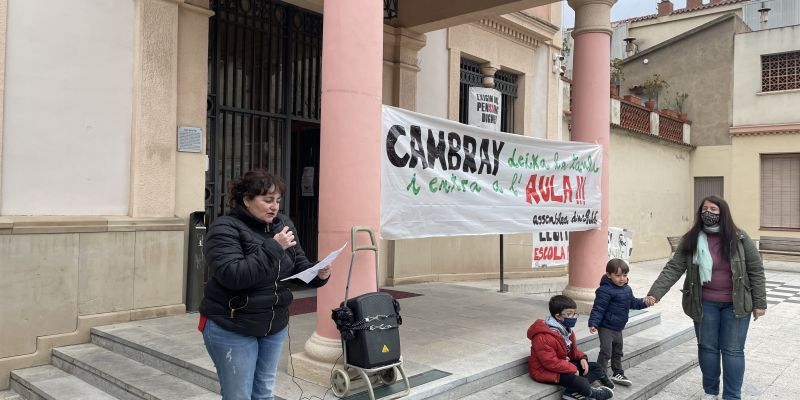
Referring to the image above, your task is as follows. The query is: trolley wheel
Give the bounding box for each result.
[331,368,350,397]
[379,366,398,385]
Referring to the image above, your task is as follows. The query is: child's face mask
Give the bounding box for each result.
[559,311,579,328]
[562,317,578,328]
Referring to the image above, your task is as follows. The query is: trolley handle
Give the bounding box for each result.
[351,226,378,252]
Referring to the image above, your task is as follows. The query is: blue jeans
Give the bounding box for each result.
[202,319,288,400]
[694,300,750,400]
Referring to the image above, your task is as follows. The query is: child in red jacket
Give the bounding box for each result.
[528,295,614,400]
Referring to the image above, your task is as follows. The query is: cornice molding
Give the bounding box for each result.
[475,17,542,49]
[730,123,800,137]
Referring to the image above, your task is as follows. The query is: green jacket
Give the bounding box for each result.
[647,231,766,320]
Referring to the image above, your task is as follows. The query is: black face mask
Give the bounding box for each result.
[701,211,720,226]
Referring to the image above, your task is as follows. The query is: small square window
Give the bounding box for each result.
[761,52,800,92]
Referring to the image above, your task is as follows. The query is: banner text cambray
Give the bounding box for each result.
[380,106,602,240]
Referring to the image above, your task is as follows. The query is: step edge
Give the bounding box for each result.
[90,334,220,394]
[460,327,697,399]
[10,365,119,400]
[53,345,217,400]
[51,352,148,400]
[616,357,699,400]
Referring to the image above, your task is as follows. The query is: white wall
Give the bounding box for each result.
[415,29,449,119]
[1,0,135,215]
[732,25,800,127]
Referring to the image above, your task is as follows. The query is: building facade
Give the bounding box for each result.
[729,24,800,242]
[0,0,627,387]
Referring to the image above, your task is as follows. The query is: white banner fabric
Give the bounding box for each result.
[532,231,570,268]
[380,106,603,240]
[467,87,502,132]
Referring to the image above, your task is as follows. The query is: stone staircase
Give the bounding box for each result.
[3,302,698,400]
[461,329,697,400]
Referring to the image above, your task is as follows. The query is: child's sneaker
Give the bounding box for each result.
[591,386,614,400]
[610,373,632,386]
[562,390,592,400]
[598,375,616,390]
[703,394,718,400]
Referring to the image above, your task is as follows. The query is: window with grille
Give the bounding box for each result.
[495,70,518,133]
[761,154,800,229]
[761,52,800,92]
[458,58,517,133]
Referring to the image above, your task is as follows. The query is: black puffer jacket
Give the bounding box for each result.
[200,205,327,337]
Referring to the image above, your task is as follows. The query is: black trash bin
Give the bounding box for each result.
[185,211,207,312]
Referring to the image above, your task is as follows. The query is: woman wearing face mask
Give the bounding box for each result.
[645,195,766,400]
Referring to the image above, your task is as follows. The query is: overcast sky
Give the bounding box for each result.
[562,0,695,27]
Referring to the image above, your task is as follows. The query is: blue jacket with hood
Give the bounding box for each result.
[588,275,648,331]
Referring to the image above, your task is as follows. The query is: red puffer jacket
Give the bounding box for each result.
[527,319,586,383]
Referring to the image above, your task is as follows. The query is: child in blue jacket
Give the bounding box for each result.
[588,259,651,387]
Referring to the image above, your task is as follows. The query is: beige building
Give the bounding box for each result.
[562,0,749,78]
[612,3,800,255]
[729,24,800,242]
[616,0,748,56]
[620,14,749,146]
[0,0,580,388]
[560,77,695,262]
[390,5,567,284]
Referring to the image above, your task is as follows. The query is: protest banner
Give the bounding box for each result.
[608,227,634,261]
[381,106,603,240]
[532,231,569,268]
[467,87,502,132]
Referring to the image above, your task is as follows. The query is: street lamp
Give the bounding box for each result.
[758,2,771,30]
[624,37,638,55]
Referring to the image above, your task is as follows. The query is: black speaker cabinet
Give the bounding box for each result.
[342,292,401,369]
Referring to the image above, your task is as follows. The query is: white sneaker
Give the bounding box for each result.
[703,394,717,400]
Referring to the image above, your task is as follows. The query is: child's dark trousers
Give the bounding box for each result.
[597,327,625,375]
[558,360,606,396]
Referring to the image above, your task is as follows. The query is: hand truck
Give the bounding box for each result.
[329,226,410,400]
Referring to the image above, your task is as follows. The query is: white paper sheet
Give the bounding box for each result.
[280,242,348,283]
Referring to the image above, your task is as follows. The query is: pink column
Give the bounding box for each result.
[293,0,383,383]
[565,0,616,311]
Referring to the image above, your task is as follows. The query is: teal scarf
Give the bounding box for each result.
[694,225,720,284]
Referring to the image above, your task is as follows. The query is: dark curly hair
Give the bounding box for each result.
[228,169,286,207]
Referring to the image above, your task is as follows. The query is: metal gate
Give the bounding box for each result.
[206,0,322,222]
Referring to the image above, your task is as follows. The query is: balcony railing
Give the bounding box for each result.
[619,102,650,135]
[659,114,684,143]
[613,96,691,145]
[560,79,691,145]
